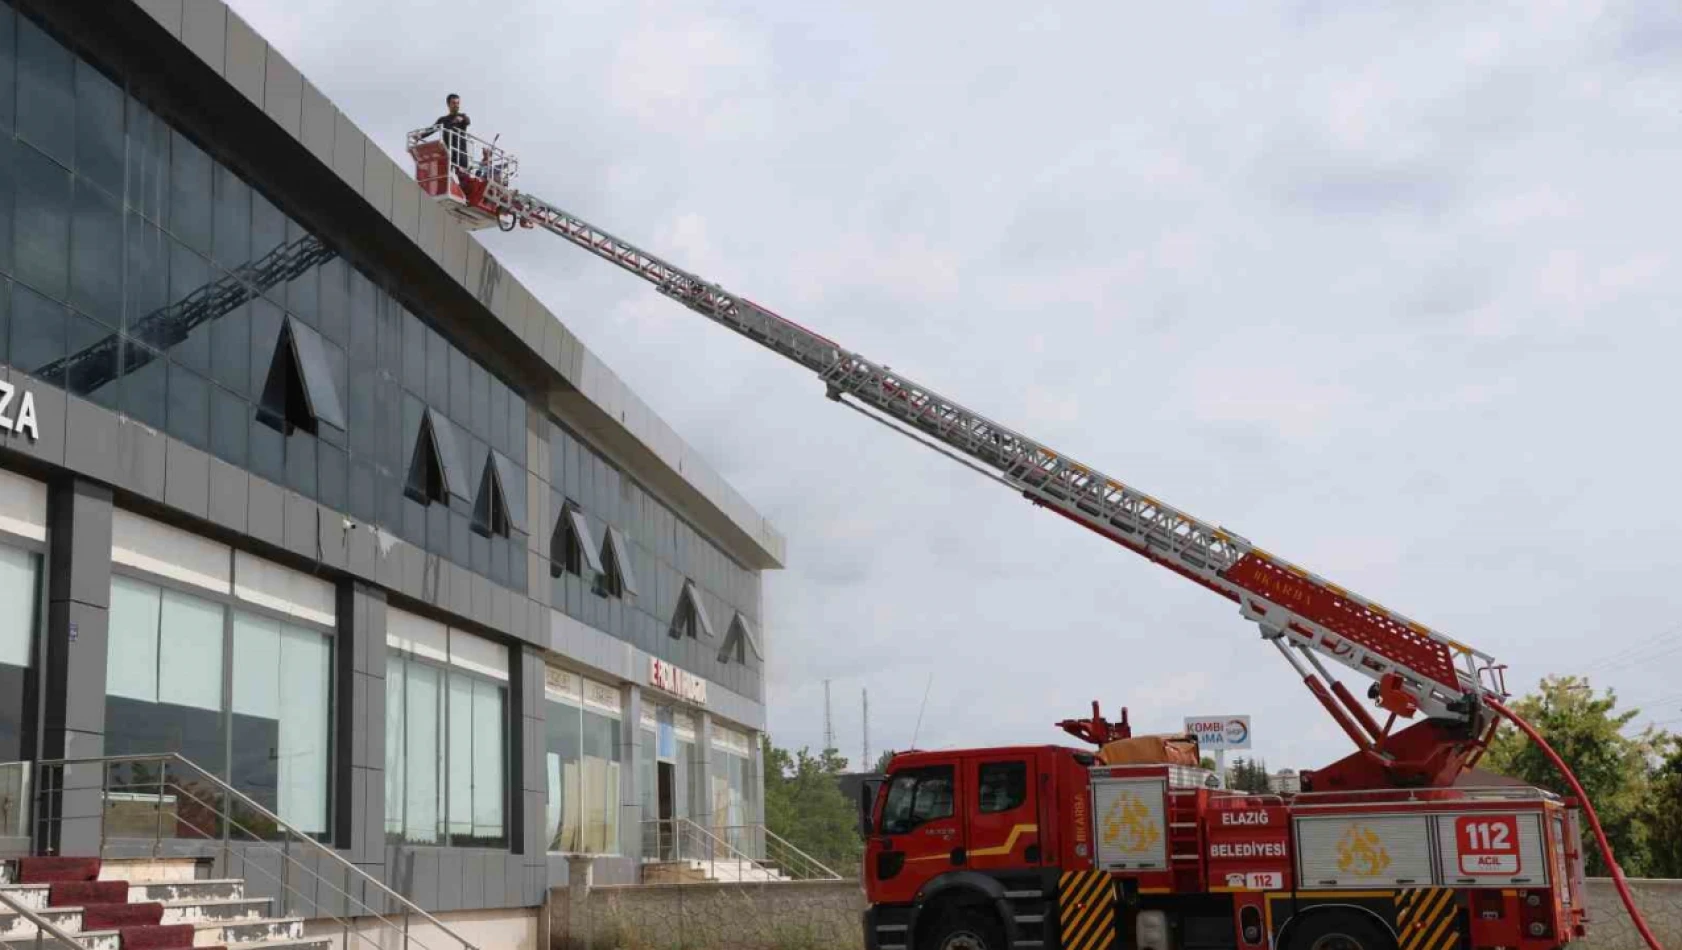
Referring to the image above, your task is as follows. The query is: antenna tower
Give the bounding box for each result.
[862,687,871,769]
[823,679,835,752]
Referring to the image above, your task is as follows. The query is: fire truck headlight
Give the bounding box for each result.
[1525,893,1543,908]
[1529,921,1547,937]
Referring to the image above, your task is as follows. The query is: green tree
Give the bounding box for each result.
[1199,756,1217,772]
[1639,734,1682,878]
[762,737,864,875]
[1482,675,1662,876]
[872,750,896,775]
[1227,757,1272,793]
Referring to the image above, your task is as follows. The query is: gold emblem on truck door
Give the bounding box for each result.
[1336,825,1393,877]
[1101,793,1161,854]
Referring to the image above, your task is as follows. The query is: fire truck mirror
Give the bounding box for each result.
[860,778,884,837]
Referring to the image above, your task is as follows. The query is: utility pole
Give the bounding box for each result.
[823,679,835,752]
[862,687,871,770]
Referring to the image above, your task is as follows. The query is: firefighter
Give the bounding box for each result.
[424,93,471,171]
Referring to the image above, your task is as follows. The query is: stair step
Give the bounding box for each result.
[16,858,100,885]
[0,906,84,938]
[220,941,331,950]
[130,882,245,904]
[0,884,50,911]
[96,860,203,885]
[81,901,163,930]
[1,931,121,950]
[159,899,272,925]
[116,923,197,950]
[190,917,304,946]
[48,882,129,908]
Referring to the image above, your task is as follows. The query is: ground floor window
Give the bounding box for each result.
[104,574,334,838]
[385,610,509,848]
[711,726,756,853]
[542,667,621,854]
[0,542,42,837]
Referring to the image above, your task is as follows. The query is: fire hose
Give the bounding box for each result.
[1490,697,1665,950]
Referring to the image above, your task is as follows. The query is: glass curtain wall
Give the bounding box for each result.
[384,614,509,849]
[103,574,333,838]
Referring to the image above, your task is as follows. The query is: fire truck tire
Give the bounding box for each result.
[1285,910,1396,950]
[923,909,1006,950]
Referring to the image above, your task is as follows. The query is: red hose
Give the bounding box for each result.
[1488,697,1665,950]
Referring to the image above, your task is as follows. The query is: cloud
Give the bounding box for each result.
[232,0,1682,767]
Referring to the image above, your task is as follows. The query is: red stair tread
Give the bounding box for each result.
[17,856,100,883]
[117,923,196,949]
[48,880,129,907]
[82,901,164,930]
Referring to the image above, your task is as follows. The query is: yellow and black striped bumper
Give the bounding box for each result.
[1058,869,1116,950]
[1395,888,1461,950]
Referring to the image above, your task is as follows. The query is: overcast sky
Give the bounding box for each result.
[231,0,1682,771]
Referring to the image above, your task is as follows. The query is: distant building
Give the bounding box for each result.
[1269,769,1302,794]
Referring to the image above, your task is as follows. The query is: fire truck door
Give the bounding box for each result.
[966,755,1041,873]
[873,764,966,905]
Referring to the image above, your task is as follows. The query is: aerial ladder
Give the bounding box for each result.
[406,127,1660,949]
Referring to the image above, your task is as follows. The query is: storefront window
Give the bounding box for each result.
[103,571,335,839]
[542,667,621,854]
[0,543,42,763]
[384,610,508,848]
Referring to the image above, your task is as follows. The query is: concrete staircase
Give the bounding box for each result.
[0,857,327,950]
[639,859,790,885]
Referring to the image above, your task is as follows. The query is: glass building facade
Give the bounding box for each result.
[0,0,776,917]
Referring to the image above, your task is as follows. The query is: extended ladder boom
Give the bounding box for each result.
[472,166,1498,727]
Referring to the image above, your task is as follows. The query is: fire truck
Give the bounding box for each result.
[405,126,1664,950]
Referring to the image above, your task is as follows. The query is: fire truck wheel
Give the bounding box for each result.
[1286,910,1396,950]
[924,909,1006,950]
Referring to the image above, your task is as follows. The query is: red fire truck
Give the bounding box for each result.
[403,128,1666,950]
[858,732,1585,950]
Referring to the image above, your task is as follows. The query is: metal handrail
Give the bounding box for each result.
[0,886,88,949]
[32,752,480,950]
[1292,785,1562,806]
[710,824,843,881]
[641,818,761,881]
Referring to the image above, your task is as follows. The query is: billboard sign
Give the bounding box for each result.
[1185,715,1252,751]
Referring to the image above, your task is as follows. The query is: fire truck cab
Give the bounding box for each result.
[861,746,1586,950]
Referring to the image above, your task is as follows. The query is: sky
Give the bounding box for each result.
[229,0,1682,772]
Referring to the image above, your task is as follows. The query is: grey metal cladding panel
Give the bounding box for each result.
[332,112,365,192]
[64,395,119,485]
[349,674,369,766]
[314,856,349,919]
[135,0,183,37]
[180,0,227,74]
[283,489,314,559]
[286,318,347,430]
[390,177,420,240]
[316,502,347,569]
[460,851,485,910]
[47,602,108,733]
[463,242,486,304]
[492,450,526,527]
[431,849,461,912]
[262,48,304,140]
[163,439,210,520]
[48,479,113,610]
[222,9,265,106]
[425,409,469,504]
[441,220,468,284]
[247,475,284,547]
[347,521,378,580]
[299,82,336,169]
[362,148,394,219]
[6,374,66,467]
[491,583,512,636]
[116,417,166,501]
[481,854,506,908]
[207,456,249,534]
[607,527,639,596]
[364,675,387,768]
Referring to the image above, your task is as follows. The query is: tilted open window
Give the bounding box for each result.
[405,407,470,506]
[594,526,639,599]
[670,579,716,640]
[718,612,763,665]
[257,317,346,436]
[551,502,603,578]
[473,450,526,538]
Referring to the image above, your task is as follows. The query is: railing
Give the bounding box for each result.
[0,885,87,949]
[31,753,479,950]
[1292,785,1563,808]
[715,825,843,882]
[639,819,841,883]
